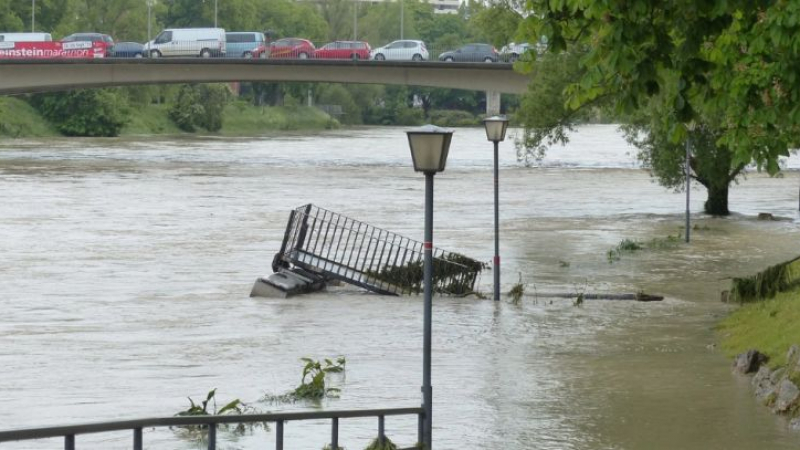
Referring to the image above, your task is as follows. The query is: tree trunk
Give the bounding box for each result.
[704,184,730,215]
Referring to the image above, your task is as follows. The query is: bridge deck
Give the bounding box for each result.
[0,59,529,95]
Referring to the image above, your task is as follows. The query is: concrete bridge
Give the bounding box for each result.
[0,59,529,113]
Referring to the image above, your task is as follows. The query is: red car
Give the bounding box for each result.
[253,38,315,59]
[314,41,371,60]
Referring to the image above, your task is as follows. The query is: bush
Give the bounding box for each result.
[29,89,129,137]
[169,84,230,132]
[394,107,425,126]
[428,109,480,127]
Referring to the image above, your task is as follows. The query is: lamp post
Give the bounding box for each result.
[484,115,509,301]
[31,0,35,32]
[685,122,694,243]
[353,0,359,40]
[407,125,453,450]
[400,0,404,39]
[214,0,218,28]
[147,0,153,45]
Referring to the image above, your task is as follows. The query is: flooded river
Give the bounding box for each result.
[1,125,799,449]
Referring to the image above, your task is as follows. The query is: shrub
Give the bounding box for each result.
[168,84,230,132]
[428,109,480,127]
[30,88,129,137]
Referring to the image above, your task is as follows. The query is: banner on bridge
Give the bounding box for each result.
[0,41,107,59]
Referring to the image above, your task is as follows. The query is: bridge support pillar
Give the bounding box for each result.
[486,90,501,116]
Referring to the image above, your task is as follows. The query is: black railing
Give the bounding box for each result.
[0,407,423,450]
[274,204,484,296]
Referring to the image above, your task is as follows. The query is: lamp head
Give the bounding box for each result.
[407,125,453,173]
[483,115,509,142]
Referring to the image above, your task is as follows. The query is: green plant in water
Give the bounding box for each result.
[364,437,399,450]
[173,389,265,440]
[176,388,244,418]
[644,233,682,250]
[558,260,570,268]
[508,273,525,305]
[574,292,584,307]
[264,357,347,403]
[293,357,345,399]
[730,256,800,303]
[607,234,683,263]
[365,253,486,295]
[322,445,345,450]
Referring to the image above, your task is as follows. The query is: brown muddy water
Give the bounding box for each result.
[0,125,799,449]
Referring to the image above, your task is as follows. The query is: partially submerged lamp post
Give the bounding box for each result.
[685,122,695,243]
[407,125,453,450]
[484,115,509,301]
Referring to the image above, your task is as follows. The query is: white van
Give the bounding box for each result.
[0,32,53,42]
[144,28,226,58]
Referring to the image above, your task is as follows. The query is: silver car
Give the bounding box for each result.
[370,40,429,61]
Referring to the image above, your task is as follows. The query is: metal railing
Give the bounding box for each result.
[0,407,423,450]
[273,204,484,296]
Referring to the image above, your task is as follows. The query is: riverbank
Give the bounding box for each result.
[0,96,336,139]
[719,288,800,366]
[718,257,800,427]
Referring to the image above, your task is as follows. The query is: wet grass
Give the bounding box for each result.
[221,102,337,134]
[606,234,682,263]
[718,287,800,369]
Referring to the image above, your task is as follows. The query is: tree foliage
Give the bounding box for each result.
[30,89,129,137]
[521,0,799,173]
[169,84,229,132]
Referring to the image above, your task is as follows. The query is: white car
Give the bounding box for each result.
[144,28,226,58]
[500,42,531,62]
[370,40,428,61]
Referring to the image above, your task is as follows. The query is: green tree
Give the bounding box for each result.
[0,0,25,32]
[622,103,745,215]
[519,1,800,215]
[30,89,129,137]
[320,0,355,41]
[467,1,522,48]
[169,84,229,132]
[522,0,797,172]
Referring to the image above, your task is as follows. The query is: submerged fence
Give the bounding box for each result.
[0,407,423,450]
[273,204,484,296]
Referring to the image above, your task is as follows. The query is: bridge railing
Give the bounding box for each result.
[104,40,522,63]
[0,407,424,450]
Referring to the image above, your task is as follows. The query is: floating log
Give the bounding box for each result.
[533,292,664,302]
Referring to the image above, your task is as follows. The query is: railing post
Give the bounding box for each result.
[65,435,75,450]
[207,423,216,450]
[331,417,339,450]
[276,420,284,450]
[133,427,143,450]
[417,412,423,448]
[378,415,385,445]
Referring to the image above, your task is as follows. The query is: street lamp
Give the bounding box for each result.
[400,0,404,40]
[484,115,509,301]
[31,0,35,32]
[407,124,453,450]
[685,121,695,243]
[147,0,154,45]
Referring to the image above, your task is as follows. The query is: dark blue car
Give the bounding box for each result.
[110,42,145,58]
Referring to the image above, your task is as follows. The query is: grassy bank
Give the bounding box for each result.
[0,96,59,138]
[718,287,800,368]
[219,101,337,135]
[0,97,336,139]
